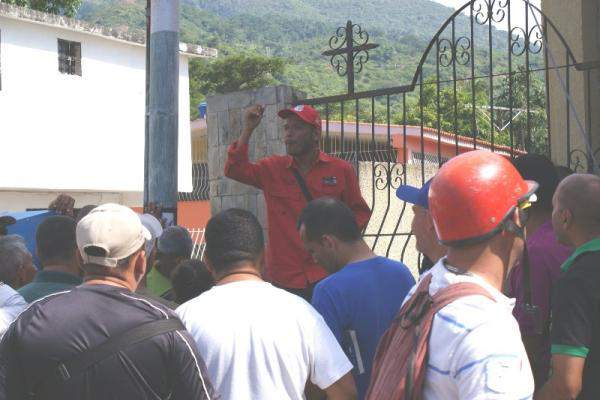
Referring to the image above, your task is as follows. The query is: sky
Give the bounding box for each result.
[432,0,543,31]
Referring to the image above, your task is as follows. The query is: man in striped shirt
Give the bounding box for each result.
[368,151,535,399]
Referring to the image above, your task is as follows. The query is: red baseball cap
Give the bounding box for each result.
[278,105,321,131]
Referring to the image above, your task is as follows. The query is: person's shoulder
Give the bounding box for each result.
[558,252,600,294]
[16,281,39,300]
[120,290,180,318]
[377,257,413,274]
[573,251,600,273]
[434,290,507,336]
[175,288,215,315]
[267,284,323,314]
[11,288,73,327]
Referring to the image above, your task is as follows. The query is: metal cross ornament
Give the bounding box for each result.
[322,20,379,95]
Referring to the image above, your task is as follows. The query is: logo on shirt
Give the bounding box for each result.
[322,176,337,186]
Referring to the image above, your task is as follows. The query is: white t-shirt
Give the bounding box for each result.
[0,283,27,339]
[405,259,534,400]
[176,280,353,400]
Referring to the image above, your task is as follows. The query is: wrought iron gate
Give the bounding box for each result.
[295,0,600,269]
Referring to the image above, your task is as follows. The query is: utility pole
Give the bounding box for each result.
[143,0,151,212]
[147,0,180,224]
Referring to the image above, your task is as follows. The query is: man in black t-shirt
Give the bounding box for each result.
[0,204,217,400]
[538,174,600,400]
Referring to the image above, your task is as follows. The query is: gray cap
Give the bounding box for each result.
[157,226,193,257]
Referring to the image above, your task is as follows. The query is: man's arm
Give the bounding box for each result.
[323,372,357,400]
[537,275,593,400]
[308,310,356,400]
[307,286,355,400]
[536,355,584,400]
[341,165,371,230]
[170,330,219,400]
[0,324,26,400]
[311,284,345,343]
[223,104,267,189]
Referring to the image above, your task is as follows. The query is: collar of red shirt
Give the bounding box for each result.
[286,151,333,169]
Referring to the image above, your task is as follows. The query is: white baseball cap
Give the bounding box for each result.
[77,203,151,267]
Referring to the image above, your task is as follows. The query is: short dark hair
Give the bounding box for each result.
[512,154,558,211]
[36,215,77,266]
[297,197,361,242]
[76,205,97,223]
[204,209,264,272]
[171,259,215,304]
[157,226,194,258]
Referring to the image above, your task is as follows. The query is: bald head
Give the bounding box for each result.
[555,173,600,237]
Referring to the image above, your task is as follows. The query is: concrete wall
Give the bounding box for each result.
[543,0,600,172]
[0,190,142,211]
[0,15,193,196]
[206,85,439,276]
[360,161,438,276]
[206,86,305,239]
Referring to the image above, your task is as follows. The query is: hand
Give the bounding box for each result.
[243,104,265,134]
[49,194,75,217]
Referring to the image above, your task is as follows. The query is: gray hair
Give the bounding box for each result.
[0,235,32,284]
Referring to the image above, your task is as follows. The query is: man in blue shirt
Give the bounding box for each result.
[298,197,415,399]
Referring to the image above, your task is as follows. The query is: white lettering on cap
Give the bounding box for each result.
[294,105,304,112]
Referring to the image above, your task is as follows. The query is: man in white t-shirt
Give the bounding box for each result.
[177,208,357,400]
[368,150,536,399]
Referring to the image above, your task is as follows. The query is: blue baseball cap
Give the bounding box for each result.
[396,178,433,209]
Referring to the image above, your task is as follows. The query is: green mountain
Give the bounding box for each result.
[77,0,513,117]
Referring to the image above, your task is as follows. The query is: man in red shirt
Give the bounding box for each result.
[224,104,372,300]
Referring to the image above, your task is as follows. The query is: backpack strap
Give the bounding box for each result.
[291,168,314,202]
[430,280,496,312]
[404,277,496,400]
[34,318,184,396]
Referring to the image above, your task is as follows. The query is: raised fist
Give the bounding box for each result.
[243,104,265,133]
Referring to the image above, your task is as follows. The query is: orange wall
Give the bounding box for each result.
[132,201,211,229]
[177,201,211,229]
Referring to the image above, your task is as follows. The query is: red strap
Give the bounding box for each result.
[430,280,496,313]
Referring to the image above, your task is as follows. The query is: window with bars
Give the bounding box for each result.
[58,39,82,76]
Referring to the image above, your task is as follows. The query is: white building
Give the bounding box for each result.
[0,4,217,211]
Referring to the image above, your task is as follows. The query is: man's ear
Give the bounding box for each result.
[320,234,337,250]
[203,254,217,279]
[562,208,574,230]
[257,249,265,278]
[14,264,27,288]
[425,211,436,232]
[133,249,147,282]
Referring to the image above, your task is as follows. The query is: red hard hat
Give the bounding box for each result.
[428,150,538,245]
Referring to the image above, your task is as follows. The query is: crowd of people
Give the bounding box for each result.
[0,103,598,400]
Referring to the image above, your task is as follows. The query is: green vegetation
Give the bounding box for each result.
[4,0,82,17]
[75,0,547,151]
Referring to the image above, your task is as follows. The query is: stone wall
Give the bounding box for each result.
[206,86,441,278]
[206,86,305,239]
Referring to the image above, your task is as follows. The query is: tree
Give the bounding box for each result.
[193,53,285,95]
[189,53,285,118]
[4,0,82,18]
